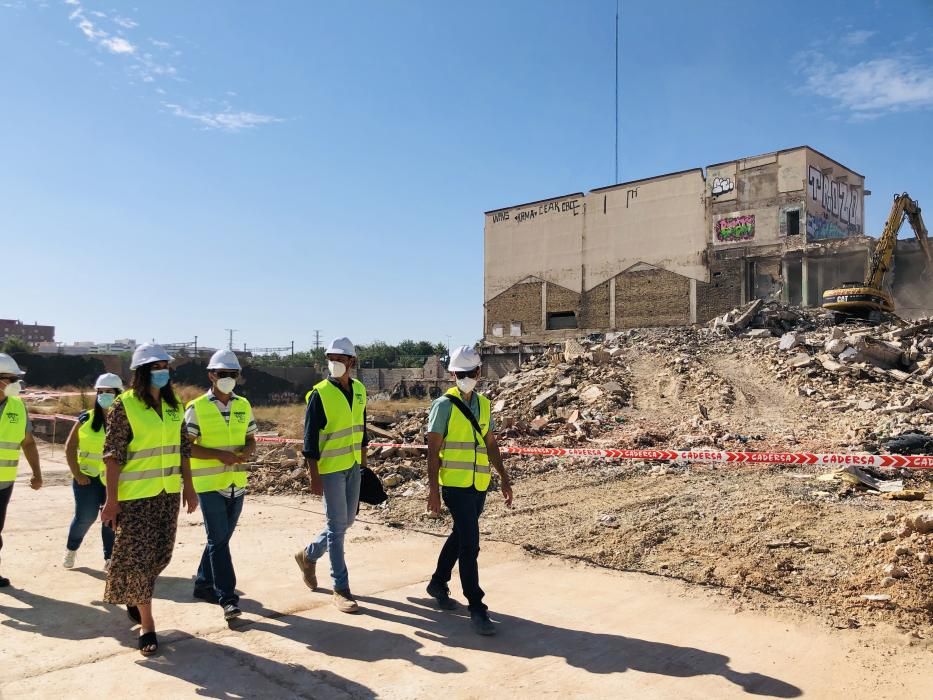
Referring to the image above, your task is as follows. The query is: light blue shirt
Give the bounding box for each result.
[426,393,495,437]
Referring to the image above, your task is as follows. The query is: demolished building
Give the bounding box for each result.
[482,146,892,374]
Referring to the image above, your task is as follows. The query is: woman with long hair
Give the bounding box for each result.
[100,344,198,656]
[62,373,124,571]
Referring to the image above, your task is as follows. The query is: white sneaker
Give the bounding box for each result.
[63,550,77,569]
[104,559,111,573]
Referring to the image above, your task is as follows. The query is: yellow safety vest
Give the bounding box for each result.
[438,388,491,491]
[0,397,27,489]
[77,411,106,479]
[118,391,183,501]
[188,393,252,493]
[315,379,366,475]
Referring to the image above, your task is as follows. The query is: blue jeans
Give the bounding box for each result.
[432,486,488,613]
[305,463,361,591]
[195,491,244,606]
[66,476,114,559]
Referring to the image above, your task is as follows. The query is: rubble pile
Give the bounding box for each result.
[484,342,633,446]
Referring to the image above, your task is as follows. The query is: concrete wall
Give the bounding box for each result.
[804,149,865,240]
[484,193,585,302]
[696,258,743,323]
[486,280,544,337]
[584,170,708,288]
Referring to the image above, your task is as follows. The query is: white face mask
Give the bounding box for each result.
[3,380,22,398]
[328,360,347,378]
[215,377,237,394]
[457,376,478,394]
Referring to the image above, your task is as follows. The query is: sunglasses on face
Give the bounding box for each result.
[455,369,480,379]
[0,376,20,383]
[214,371,240,379]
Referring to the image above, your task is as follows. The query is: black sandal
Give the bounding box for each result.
[138,630,158,656]
[127,605,141,624]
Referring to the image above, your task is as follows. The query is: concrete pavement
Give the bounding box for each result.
[0,454,931,699]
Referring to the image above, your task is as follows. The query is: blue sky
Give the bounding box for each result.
[2,0,932,351]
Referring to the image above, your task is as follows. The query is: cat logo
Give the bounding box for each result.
[233,411,247,423]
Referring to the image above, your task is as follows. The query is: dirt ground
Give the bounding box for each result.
[375,335,933,639]
[2,458,932,698]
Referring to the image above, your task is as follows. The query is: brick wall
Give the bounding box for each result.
[616,269,690,328]
[696,258,742,322]
[545,283,581,324]
[580,280,610,329]
[486,281,542,336]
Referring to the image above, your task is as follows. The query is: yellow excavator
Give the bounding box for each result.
[822,192,931,316]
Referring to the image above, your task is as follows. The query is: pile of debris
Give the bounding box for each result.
[484,339,632,446]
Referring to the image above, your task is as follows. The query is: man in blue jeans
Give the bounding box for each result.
[426,346,513,636]
[184,349,257,621]
[294,337,368,613]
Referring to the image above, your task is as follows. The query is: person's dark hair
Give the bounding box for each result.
[132,363,179,410]
[91,399,106,432]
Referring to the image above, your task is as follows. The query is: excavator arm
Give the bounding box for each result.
[866,194,912,290]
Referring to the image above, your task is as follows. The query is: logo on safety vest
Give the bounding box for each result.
[165,408,180,421]
[6,413,19,424]
[233,411,246,423]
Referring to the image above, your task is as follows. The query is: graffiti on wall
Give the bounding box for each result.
[806,214,848,240]
[807,166,861,237]
[502,198,581,224]
[711,177,734,197]
[716,215,755,242]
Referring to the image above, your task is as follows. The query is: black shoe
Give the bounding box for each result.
[193,587,218,603]
[0,575,10,588]
[470,611,496,636]
[223,604,242,621]
[426,580,459,610]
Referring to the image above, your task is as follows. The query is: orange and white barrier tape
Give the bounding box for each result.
[34,417,932,470]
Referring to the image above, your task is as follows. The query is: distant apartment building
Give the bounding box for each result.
[483,146,874,351]
[0,319,55,347]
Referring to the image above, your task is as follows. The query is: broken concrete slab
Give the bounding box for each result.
[531,388,559,412]
[779,332,805,351]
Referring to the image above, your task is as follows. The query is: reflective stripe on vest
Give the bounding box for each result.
[118,391,183,501]
[438,388,491,491]
[0,397,27,489]
[315,379,366,475]
[188,393,251,493]
[77,412,106,479]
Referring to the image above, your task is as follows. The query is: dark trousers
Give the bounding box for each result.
[0,485,11,554]
[66,476,114,559]
[431,486,488,613]
[195,491,244,606]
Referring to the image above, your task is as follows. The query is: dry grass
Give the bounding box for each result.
[252,397,431,438]
[25,383,204,416]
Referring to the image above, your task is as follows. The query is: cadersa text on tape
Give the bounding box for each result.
[819,454,877,466]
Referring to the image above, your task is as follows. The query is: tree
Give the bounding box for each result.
[1,337,32,354]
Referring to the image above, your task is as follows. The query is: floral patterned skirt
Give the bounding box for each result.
[104,490,179,606]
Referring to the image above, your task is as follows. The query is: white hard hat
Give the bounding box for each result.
[130,343,173,370]
[0,353,25,376]
[325,337,356,357]
[207,349,241,371]
[94,373,124,391]
[448,345,481,372]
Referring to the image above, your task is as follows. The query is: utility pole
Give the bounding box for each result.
[194,335,198,356]
[290,340,295,356]
[614,0,621,184]
[225,329,237,350]
[313,330,322,351]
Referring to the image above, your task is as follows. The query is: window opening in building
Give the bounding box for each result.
[546,311,578,330]
[509,322,522,337]
[492,323,504,338]
[786,210,800,236]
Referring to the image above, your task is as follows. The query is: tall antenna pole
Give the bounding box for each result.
[614,0,620,183]
[225,328,237,350]
[313,329,322,351]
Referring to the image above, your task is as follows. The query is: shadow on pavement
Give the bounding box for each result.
[0,587,134,648]
[250,610,467,675]
[139,635,377,699]
[357,595,803,698]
